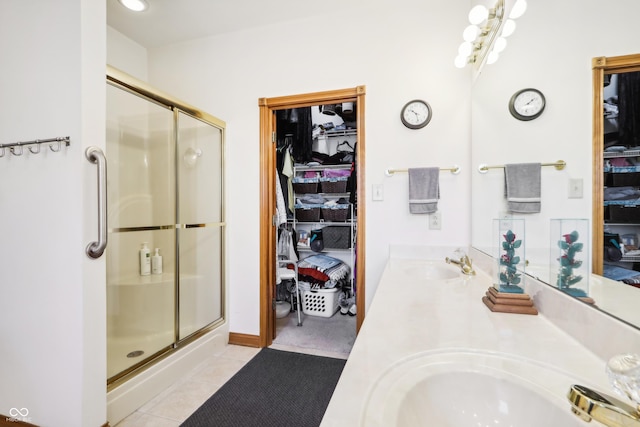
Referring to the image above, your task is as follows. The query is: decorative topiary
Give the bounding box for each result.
[556,230,587,297]
[498,230,524,293]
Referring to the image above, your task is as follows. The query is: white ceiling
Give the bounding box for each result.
[107,0,340,48]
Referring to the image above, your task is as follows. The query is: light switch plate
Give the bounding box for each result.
[372,184,384,201]
[568,178,583,199]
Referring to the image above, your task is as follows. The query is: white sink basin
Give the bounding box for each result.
[361,350,588,427]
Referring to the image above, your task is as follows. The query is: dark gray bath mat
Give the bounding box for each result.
[181,348,346,427]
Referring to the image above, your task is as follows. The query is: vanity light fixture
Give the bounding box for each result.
[117,0,149,12]
[454,0,527,71]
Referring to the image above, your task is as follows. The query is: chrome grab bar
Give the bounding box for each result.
[85,146,107,259]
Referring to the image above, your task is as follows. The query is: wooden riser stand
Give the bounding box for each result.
[482,286,538,315]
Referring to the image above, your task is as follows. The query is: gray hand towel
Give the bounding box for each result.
[504,163,541,213]
[408,167,439,214]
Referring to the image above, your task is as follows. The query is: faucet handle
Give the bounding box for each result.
[606,353,640,410]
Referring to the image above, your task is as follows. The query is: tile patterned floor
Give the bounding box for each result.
[114,344,261,426]
[114,343,341,426]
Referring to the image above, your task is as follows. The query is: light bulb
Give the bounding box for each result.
[487,50,499,65]
[501,19,516,37]
[458,41,473,56]
[463,25,480,42]
[509,0,527,19]
[455,55,469,69]
[468,5,489,25]
[493,37,507,53]
[118,0,149,12]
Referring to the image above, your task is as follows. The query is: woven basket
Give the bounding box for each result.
[293,181,318,194]
[295,206,321,222]
[320,177,348,193]
[321,205,349,222]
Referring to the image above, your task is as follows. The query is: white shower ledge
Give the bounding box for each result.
[320,256,622,427]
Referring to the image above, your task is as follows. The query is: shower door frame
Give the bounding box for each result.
[106,66,227,388]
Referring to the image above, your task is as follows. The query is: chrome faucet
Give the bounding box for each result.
[567,353,640,427]
[445,253,476,275]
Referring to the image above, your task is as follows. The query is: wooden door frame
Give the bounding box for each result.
[258,86,366,347]
[592,54,640,275]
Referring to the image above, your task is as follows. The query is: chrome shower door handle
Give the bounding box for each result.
[85,146,108,259]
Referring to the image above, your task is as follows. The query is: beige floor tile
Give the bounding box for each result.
[140,378,222,422]
[219,344,261,361]
[188,355,248,386]
[115,411,180,427]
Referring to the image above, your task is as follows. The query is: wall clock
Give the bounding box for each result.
[509,88,546,121]
[401,99,432,129]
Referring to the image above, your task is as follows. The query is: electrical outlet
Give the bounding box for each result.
[568,178,583,199]
[429,211,442,230]
[372,184,384,201]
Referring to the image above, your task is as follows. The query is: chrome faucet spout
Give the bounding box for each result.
[567,384,640,427]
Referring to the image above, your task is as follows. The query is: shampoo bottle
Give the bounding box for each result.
[139,242,151,276]
[151,248,163,275]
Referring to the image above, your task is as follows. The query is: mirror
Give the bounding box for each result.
[470,0,640,329]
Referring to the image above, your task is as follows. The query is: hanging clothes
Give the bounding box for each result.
[282,148,295,212]
[618,71,640,147]
[275,170,287,227]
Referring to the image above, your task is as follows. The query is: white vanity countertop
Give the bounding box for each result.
[320,257,615,427]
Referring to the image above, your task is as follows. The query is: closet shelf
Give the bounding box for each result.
[295,220,354,225]
[322,129,357,138]
[604,149,640,158]
[293,164,352,172]
[298,247,352,253]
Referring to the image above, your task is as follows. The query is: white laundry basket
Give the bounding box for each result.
[301,288,340,318]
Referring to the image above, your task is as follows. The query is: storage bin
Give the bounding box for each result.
[611,172,640,186]
[293,178,318,194]
[322,226,351,249]
[321,204,350,222]
[320,176,349,193]
[295,205,321,222]
[608,205,640,223]
[301,287,340,317]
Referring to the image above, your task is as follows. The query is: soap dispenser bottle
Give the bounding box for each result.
[151,248,163,275]
[139,242,151,276]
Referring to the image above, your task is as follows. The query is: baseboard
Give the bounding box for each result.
[229,332,261,347]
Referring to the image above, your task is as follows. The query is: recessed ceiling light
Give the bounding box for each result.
[117,0,148,12]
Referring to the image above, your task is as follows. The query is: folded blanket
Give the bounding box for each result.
[408,167,439,214]
[504,163,541,213]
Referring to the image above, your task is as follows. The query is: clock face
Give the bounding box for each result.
[509,89,546,121]
[401,100,432,129]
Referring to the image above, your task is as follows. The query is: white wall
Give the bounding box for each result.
[471,0,640,268]
[0,1,105,426]
[107,26,148,81]
[130,0,473,335]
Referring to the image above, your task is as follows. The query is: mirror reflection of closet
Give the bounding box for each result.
[593,54,640,282]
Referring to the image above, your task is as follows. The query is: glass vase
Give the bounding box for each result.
[493,218,525,293]
[550,218,589,298]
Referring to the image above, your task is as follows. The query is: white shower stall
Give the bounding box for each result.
[105,67,225,385]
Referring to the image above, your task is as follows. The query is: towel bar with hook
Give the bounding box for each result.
[0,136,70,158]
[385,165,461,176]
[477,160,566,174]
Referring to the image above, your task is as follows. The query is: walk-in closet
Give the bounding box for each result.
[271,102,358,358]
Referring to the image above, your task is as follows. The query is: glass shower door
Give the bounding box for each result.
[176,111,224,339]
[106,83,176,381]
